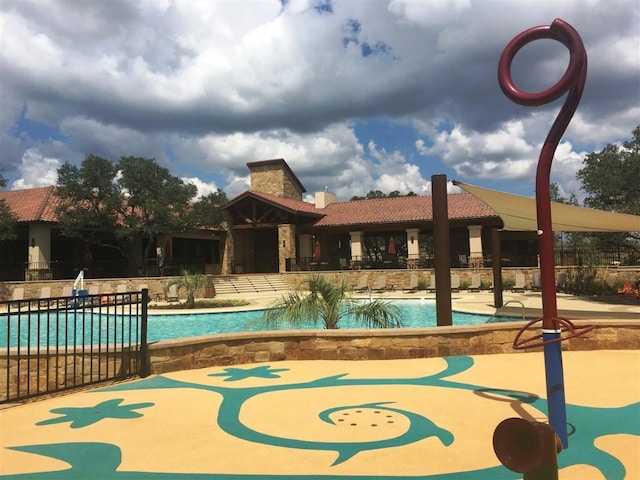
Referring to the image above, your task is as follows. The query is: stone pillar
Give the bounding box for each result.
[349,231,364,268]
[467,225,484,268]
[278,224,296,272]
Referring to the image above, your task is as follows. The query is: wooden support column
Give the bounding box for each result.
[492,228,503,308]
[432,174,452,326]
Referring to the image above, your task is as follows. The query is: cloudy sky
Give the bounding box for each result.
[1,0,638,203]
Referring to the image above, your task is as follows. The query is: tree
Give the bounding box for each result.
[56,154,198,274]
[350,190,417,201]
[260,275,403,330]
[577,125,640,215]
[0,173,17,241]
[189,189,229,228]
[576,126,640,261]
[167,270,210,308]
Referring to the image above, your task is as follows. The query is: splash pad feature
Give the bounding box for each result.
[497,18,594,449]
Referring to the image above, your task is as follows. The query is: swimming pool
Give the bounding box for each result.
[1,299,513,347]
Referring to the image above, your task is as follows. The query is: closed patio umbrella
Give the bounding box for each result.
[388,236,396,255]
[313,239,321,260]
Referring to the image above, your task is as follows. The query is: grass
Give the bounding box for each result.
[151,298,250,310]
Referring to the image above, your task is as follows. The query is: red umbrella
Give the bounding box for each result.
[313,239,321,260]
[388,236,396,255]
[83,243,93,263]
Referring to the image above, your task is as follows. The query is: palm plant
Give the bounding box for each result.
[260,275,403,330]
[167,270,210,308]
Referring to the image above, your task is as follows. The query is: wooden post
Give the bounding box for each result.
[432,174,452,326]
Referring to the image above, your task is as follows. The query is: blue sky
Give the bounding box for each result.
[1,0,638,203]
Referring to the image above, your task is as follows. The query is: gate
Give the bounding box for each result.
[1,289,149,403]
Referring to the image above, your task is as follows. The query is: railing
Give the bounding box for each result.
[1,289,149,403]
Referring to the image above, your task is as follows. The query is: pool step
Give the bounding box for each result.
[211,275,291,295]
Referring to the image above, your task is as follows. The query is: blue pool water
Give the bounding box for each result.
[1,299,510,347]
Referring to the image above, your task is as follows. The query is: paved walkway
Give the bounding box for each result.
[1,292,639,479]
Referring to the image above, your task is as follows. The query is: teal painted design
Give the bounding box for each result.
[2,356,638,479]
[208,365,289,381]
[3,442,518,479]
[318,401,454,465]
[35,398,154,428]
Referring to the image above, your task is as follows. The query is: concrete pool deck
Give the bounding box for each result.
[1,291,638,479]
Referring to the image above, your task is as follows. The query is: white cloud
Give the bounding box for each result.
[1,0,637,201]
[11,148,61,189]
[181,176,219,200]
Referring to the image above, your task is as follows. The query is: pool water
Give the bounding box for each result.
[144,299,498,342]
[1,299,512,347]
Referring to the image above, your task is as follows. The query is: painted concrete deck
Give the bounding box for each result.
[1,292,638,479]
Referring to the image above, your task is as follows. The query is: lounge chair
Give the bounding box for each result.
[166,284,179,302]
[512,273,526,293]
[11,287,26,306]
[403,274,419,293]
[556,273,567,292]
[532,273,541,292]
[371,275,388,292]
[38,286,52,307]
[61,286,73,297]
[12,287,24,301]
[451,274,460,292]
[468,274,482,292]
[426,276,436,292]
[352,275,369,293]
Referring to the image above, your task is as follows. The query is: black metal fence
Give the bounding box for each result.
[1,289,149,403]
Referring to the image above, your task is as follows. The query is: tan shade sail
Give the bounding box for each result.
[454,181,640,232]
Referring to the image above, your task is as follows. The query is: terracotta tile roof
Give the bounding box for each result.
[2,185,500,229]
[314,193,498,227]
[0,186,60,223]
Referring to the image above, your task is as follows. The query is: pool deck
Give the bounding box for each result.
[1,291,639,479]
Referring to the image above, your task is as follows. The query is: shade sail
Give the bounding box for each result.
[454,181,640,232]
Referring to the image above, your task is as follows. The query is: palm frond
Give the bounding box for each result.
[259,275,404,330]
[349,299,404,329]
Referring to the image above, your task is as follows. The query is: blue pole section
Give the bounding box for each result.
[543,331,568,448]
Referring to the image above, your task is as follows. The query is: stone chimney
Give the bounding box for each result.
[315,189,336,208]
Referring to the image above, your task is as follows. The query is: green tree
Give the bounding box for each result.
[576,126,640,260]
[189,189,229,228]
[56,154,198,273]
[0,173,17,241]
[167,270,210,308]
[577,125,640,215]
[260,275,403,330]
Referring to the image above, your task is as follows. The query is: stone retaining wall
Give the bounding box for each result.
[147,319,640,374]
[3,320,637,401]
[1,266,638,302]
[2,348,140,403]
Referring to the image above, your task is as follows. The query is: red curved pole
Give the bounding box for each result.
[497,18,587,449]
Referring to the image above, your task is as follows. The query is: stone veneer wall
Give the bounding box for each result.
[249,163,302,199]
[147,320,639,374]
[2,348,140,403]
[1,266,638,302]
